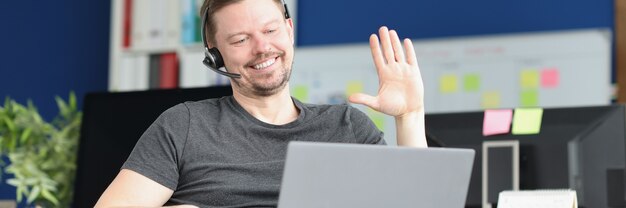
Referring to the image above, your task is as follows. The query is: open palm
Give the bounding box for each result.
[349,27,424,117]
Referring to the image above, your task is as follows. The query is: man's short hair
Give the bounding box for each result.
[200,0,286,46]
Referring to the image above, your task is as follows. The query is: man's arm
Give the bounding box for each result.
[95,169,194,208]
[349,26,427,148]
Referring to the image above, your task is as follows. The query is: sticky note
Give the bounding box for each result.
[520,90,538,107]
[367,109,385,131]
[481,91,501,109]
[483,109,513,136]
[464,74,480,92]
[520,69,539,89]
[440,74,458,93]
[346,81,364,97]
[293,85,309,102]
[541,68,559,88]
[512,108,543,135]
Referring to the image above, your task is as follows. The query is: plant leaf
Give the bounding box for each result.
[15,186,23,202]
[26,185,40,204]
[20,128,32,144]
[2,117,15,132]
[6,178,21,187]
[55,97,68,118]
[41,188,59,206]
[69,92,77,111]
[3,97,9,109]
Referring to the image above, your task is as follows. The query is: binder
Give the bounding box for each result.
[181,0,197,45]
[159,53,179,89]
[148,54,161,89]
[122,0,132,48]
[116,54,148,92]
[130,0,150,48]
[194,0,203,43]
[165,0,181,47]
[148,0,167,46]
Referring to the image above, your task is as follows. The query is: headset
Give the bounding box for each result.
[201,0,291,78]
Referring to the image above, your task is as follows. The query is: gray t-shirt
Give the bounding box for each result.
[122,96,385,207]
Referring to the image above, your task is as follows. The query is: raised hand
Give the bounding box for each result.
[349,26,424,118]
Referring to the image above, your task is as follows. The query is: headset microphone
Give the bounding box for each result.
[200,0,291,79]
[201,6,241,78]
[201,46,241,78]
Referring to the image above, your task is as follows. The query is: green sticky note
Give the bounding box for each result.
[440,74,458,93]
[512,108,543,135]
[481,91,501,109]
[520,69,539,89]
[463,74,480,92]
[292,85,309,102]
[367,109,385,131]
[520,90,538,107]
[346,81,364,96]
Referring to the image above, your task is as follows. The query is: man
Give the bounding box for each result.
[96,0,426,207]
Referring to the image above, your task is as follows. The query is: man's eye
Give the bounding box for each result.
[266,29,276,34]
[232,38,247,45]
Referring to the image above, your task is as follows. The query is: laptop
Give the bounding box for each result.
[277,142,475,208]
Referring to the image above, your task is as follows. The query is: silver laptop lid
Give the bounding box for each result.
[278,142,475,208]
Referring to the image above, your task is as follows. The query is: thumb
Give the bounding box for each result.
[348,93,379,109]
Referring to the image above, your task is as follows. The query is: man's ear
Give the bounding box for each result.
[286,18,295,44]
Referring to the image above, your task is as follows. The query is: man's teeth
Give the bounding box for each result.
[253,58,276,70]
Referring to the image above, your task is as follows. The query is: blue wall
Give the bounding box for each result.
[297,0,614,46]
[0,1,111,120]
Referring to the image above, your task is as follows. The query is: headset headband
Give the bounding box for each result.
[201,0,291,53]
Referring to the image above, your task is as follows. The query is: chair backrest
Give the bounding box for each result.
[72,86,232,207]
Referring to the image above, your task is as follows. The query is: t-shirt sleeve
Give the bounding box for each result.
[348,106,386,145]
[121,103,190,190]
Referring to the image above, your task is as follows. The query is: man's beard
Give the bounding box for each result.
[232,51,293,97]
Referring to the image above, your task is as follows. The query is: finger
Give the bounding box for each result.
[403,38,417,66]
[389,30,405,63]
[348,93,380,110]
[378,26,395,64]
[369,34,384,70]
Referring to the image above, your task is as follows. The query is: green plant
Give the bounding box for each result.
[0,93,82,207]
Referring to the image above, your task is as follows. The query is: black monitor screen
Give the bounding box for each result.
[72,86,232,207]
[425,105,626,208]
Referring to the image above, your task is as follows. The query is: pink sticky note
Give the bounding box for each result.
[483,109,513,136]
[541,68,559,88]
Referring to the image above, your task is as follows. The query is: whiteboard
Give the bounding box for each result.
[290,29,612,145]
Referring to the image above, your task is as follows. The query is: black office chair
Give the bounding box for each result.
[72,86,233,207]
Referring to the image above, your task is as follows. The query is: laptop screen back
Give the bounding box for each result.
[278,142,475,208]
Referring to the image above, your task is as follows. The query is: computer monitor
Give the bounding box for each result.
[425,105,626,208]
[72,86,232,207]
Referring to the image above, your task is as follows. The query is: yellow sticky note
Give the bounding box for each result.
[520,90,538,107]
[481,91,501,109]
[463,74,480,92]
[293,85,309,102]
[512,108,543,135]
[367,109,385,131]
[440,74,458,93]
[520,69,539,89]
[346,81,364,97]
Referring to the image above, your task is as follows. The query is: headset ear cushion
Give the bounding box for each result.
[207,47,225,69]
